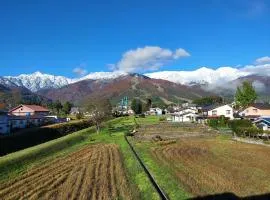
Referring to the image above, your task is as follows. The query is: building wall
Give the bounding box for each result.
[208,105,234,119]
[11,106,49,116]
[173,114,196,122]
[11,106,35,116]
[241,106,270,117]
[0,115,10,134]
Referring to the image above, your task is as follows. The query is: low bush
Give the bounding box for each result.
[228,119,253,132]
[234,126,263,138]
[0,120,93,156]
[207,116,229,128]
[159,116,166,121]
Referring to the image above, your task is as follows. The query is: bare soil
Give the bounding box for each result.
[0,144,133,200]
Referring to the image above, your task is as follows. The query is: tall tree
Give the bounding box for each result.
[131,98,142,114]
[84,98,112,133]
[54,100,63,114]
[63,101,73,115]
[235,81,257,108]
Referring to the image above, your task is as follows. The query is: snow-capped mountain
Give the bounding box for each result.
[3,64,270,93]
[2,71,128,92]
[4,71,74,92]
[78,71,128,82]
[145,67,250,85]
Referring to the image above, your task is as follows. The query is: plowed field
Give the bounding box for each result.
[0,144,132,200]
[151,138,270,197]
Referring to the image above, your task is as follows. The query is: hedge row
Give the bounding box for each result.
[233,127,263,138]
[0,120,93,156]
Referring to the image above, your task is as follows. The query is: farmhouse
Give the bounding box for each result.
[240,103,270,119]
[171,112,198,122]
[9,104,49,116]
[149,107,163,115]
[202,104,234,119]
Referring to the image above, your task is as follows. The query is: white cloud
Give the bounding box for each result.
[111,46,190,73]
[73,66,88,76]
[255,56,270,64]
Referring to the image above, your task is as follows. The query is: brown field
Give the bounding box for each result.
[136,123,217,140]
[0,144,132,200]
[151,137,270,197]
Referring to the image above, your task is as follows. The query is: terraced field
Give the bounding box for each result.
[0,144,132,200]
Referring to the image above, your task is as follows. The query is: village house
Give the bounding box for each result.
[239,103,270,120]
[9,104,50,116]
[171,112,198,122]
[253,117,270,131]
[149,107,164,115]
[170,106,198,122]
[201,104,234,120]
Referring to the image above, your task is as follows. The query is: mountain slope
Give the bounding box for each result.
[0,79,50,109]
[39,74,213,106]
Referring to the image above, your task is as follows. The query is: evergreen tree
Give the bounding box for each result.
[235,81,257,108]
[63,101,73,115]
[131,98,142,114]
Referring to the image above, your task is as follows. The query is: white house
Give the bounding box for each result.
[149,108,163,115]
[171,112,198,122]
[0,110,9,135]
[207,104,234,119]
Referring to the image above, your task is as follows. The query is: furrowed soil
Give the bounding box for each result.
[0,144,133,200]
[150,137,270,197]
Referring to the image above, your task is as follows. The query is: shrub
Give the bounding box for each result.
[207,116,229,128]
[0,120,93,156]
[159,116,166,121]
[228,119,253,132]
[75,112,84,120]
[234,126,263,138]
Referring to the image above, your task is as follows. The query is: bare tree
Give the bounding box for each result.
[84,98,112,133]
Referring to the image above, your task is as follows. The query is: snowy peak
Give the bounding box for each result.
[4,71,74,92]
[3,71,128,92]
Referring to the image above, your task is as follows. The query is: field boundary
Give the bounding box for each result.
[124,135,170,200]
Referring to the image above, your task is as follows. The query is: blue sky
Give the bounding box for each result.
[0,0,270,77]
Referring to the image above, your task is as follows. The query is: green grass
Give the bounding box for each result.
[130,139,191,200]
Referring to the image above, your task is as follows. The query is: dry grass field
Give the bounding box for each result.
[0,144,133,200]
[150,137,270,197]
[136,123,217,140]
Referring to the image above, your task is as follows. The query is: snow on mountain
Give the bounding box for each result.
[145,67,250,85]
[4,71,74,92]
[3,64,270,92]
[3,71,128,92]
[78,71,128,81]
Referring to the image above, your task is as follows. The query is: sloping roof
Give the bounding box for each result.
[201,104,229,111]
[250,103,270,110]
[254,118,270,126]
[9,104,49,112]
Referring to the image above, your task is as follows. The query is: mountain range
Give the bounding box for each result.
[1,67,270,107]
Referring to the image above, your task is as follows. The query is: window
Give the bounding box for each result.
[226,110,231,115]
[212,110,217,116]
[253,109,258,113]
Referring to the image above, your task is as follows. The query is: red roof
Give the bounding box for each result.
[9,104,49,112]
